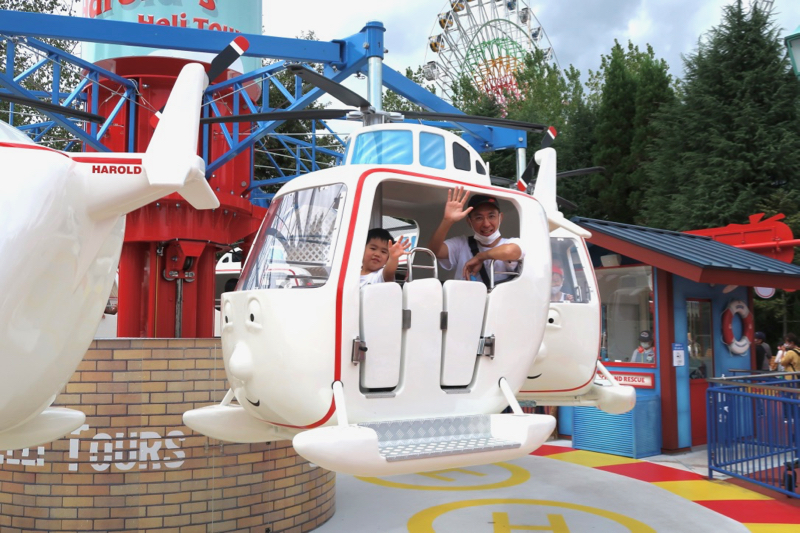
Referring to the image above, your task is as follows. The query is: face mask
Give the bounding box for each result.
[641,342,652,349]
[473,229,501,246]
[551,284,562,295]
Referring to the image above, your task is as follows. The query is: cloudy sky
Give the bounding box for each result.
[263,0,800,83]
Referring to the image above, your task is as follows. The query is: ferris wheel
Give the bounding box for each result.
[423,0,558,101]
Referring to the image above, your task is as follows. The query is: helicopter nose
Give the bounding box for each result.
[228,342,254,382]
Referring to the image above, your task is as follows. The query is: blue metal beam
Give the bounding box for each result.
[379,64,526,153]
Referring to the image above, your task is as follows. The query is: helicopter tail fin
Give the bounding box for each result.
[532,147,558,214]
[141,62,219,210]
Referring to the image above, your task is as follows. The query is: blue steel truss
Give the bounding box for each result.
[0,10,526,207]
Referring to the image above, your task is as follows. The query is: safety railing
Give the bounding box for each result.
[707,372,800,498]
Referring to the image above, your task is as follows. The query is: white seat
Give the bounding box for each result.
[441,280,487,387]
[402,278,443,391]
[359,283,403,389]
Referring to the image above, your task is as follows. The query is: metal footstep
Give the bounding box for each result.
[359,414,520,462]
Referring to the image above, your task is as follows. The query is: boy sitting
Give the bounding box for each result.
[360,228,412,287]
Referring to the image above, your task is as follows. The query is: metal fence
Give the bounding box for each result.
[707,372,800,498]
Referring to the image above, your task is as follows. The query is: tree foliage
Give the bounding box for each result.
[586,41,674,223]
[640,1,800,230]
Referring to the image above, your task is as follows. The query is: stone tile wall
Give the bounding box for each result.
[0,339,336,533]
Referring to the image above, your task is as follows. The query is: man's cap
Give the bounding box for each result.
[467,194,501,211]
[755,331,766,341]
[552,265,564,277]
[639,331,652,342]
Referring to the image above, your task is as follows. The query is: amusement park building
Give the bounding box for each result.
[562,216,800,455]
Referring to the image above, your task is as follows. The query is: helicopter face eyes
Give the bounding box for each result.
[247,298,262,331]
[223,301,233,329]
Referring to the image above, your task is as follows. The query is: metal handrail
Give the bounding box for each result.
[407,247,438,282]
[488,259,522,290]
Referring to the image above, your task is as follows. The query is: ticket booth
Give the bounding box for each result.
[561,217,800,455]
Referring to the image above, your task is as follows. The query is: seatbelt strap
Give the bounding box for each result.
[467,236,491,288]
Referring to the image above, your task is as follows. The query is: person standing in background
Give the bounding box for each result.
[754,331,772,372]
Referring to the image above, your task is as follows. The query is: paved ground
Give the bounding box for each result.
[314,441,800,532]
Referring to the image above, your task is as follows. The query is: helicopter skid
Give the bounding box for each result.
[292,413,556,477]
[0,407,86,450]
[183,404,296,443]
[522,383,637,415]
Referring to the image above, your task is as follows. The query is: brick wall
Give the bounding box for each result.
[0,339,336,533]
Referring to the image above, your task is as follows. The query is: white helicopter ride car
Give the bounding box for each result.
[184,66,635,477]
[0,38,249,450]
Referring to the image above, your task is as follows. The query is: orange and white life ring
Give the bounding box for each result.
[721,300,754,355]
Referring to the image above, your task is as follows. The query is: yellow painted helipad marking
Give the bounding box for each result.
[652,480,774,501]
[358,462,529,491]
[744,524,800,533]
[544,450,640,468]
[407,498,656,532]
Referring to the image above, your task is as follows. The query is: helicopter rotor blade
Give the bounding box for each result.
[541,125,558,148]
[201,108,350,124]
[556,195,578,211]
[403,111,546,132]
[556,166,605,179]
[286,64,372,109]
[151,36,251,128]
[0,93,106,123]
[207,35,250,83]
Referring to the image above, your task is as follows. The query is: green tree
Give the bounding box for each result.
[640,1,800,230]
[588,41,674,223]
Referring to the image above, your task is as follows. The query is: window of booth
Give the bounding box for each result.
[551,237,591,303]
[687,299,713,379]
[597,265,655,365]
[239,184,347,289]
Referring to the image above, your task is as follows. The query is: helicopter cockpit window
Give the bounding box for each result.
[475,161,486,175]
[350,130,413,165]
[452,142,471,171]
[419,132,446,169]
[550,237,591,303]
[596,265,655,365]
[238,184,347,290]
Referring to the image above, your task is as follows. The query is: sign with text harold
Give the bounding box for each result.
[81,0,262,73]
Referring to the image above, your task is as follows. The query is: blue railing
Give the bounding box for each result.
[707,373,800,498]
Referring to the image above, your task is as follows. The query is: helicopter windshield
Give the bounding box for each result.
[238,184,347,289]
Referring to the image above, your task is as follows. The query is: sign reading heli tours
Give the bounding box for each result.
[81,0,262,73]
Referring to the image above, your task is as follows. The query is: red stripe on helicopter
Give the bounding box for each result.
[72,156,142,164]
[0,142,68,156]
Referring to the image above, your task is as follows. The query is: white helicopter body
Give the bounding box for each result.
[185,122,633,476]
[0,62,219,450]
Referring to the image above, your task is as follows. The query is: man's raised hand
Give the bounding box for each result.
[443,186,472,223]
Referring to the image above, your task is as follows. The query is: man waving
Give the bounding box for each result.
[427,186,524,286]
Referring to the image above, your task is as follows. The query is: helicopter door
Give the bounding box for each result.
[441,280,487,387]
[359,283,403,390]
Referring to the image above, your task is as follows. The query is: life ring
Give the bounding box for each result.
[721,300,754,355]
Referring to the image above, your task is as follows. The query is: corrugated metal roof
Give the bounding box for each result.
[573,217,800,277]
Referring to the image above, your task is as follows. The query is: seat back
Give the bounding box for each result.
[401,278,443,392]
[441,280,487,387]
[359,283,403,389]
